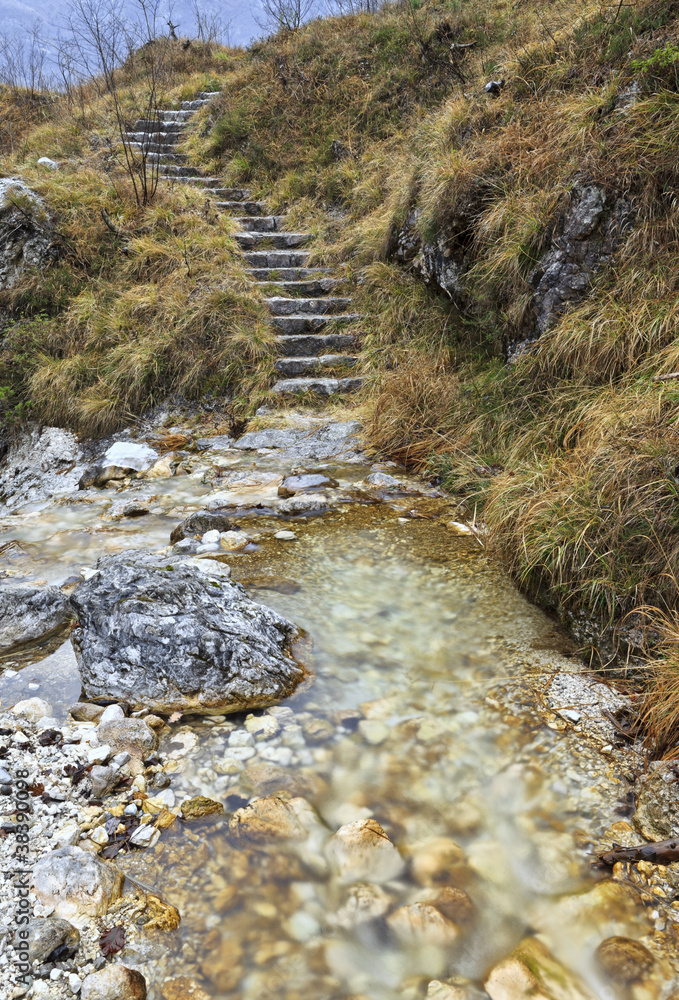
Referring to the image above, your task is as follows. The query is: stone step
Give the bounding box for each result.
[265,296,352,316]
[124,131,182,145]
[263,278,341,295]
[124,141,182,155]
[212,188,253,201]
[196,91,221,99]
[233,216,285,232]
[243,251,312,269]
[144,151,189,164]
[157,110,196,122]
[235,232,311,251]
[275,355,358,376]
[158,165,202,177]
[271,376,364,396]
[216,200,266,215]
[181,98,212,110]
[271,314,360,334]
[275,333,357,357]
[246,267,333,282]
[133,119,185,133]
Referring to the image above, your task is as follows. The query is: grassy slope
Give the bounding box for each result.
[0,43,274,436]
[4,2,679,741]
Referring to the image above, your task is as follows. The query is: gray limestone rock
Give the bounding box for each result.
[69,550,305,715]
[0,178,60,290]
[0,425,84,509]
[0,585,72,652]
[89,765,118,798]
[31,847,124,922]
[530,182,634,337]
[234,421,363,462]
[28,916,80,964]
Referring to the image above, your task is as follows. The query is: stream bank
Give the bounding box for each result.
[1,405,678,1000]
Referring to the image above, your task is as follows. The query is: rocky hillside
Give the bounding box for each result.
[2,0,679,738]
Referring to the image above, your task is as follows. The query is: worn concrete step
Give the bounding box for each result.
[133,119,185,133]
[275,333,357,357]
[216,200,266,215]
[235,232,311,250]
[275,355,358,376]
[124,131,182,145]
[243,251,312,269]
[265,297,352,316]
[124,141,182,155]
[233,216,285,232]
[260,278,340,296]
[157,109,195,122]
[271,376,364,395]
[246,267,333,282]
[271,314,360,334]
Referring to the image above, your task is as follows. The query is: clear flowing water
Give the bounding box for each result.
[0,428,662,997]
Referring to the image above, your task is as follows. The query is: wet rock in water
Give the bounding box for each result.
[326,818,405,884]
[11,697,53,723]
[32,846,124,923]
[200,935,243,992]
[79,465,134,489]
[181,796,224,821]
[70,550,304,715]
[427,980,476,1000]
[484,936,596,1000]
[428,886,475,925]
[239,762,327,799]
[334,882,393,928]
[411,837,469,887]
[234,421,363,461]
[229,795,321,841]
[108,500,150,520]
[28,916,80,964]
[0,584,72,651]
[387,901,460,948]
[633,762,679,840]
[595,937,655,983]
[195,435,235,452]
[278,493,330,514]
[161,978,211,1000]
[278,472,339,497]
[170,510,233,544]
[80,965,147,1000]
[96,718,158,761]
[69,702,106,723]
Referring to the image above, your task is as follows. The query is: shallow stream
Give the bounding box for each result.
[0,415,670,998]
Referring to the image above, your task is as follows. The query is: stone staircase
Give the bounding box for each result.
[124,93,364,397]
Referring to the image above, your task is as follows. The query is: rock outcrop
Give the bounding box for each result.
[0,425,83,509]
[69,550,305,715]
[0,584,72,651]
[0,178,60,290]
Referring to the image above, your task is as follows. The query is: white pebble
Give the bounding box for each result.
[228,730,255,748]
[275,530,296,540]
